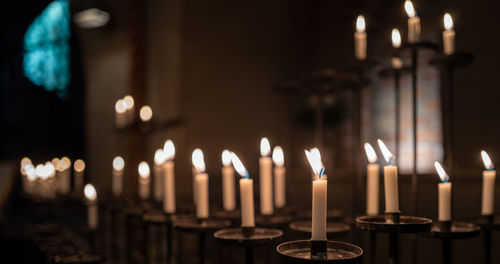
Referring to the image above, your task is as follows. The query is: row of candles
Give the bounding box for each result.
[114,95,154,128]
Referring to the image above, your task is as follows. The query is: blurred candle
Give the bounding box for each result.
[57,157,71,194]
[272,146,286,208]
[20,157,32,176]
[231,152,255,227]
[115,99,127,128]
[405,0,420,43]
[305,149,327,241]
[138,162,151,200]
[259,137,273,215]
[354,15,367,60]
[73,159,85,193]
[193,149,209,219]
[163,140,176,213]
[222,150,236,211]
[434,161,451,221]
[481,151,496,216]
[391,28,403,69]
[84,184,98,230]
[154,149,167,202]
[139,105,153,122]
[112,156,125,197]
[443,13,455,55]
[123,95,135,124]
[377,139,399,213]
[364,143,380,216]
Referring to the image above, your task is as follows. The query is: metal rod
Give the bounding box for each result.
[167,220,173,263]
[199,233,206,264]
[446,64,455,177]
[370,231,377,264]
[353,71,363,215]
[484,229,492,264]
[442,238,451,264]
[394,71,401,167]
[389,233,399,264]
[411,47,419,216]
[245,246,253,264]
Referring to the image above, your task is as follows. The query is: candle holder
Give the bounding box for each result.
[255,213,293,228]
[295,209,345,222]
[470,215,500,264]
[52,253,106,264]
[214,227,283,264]
[288,220,351,239]
[276,239,363,263]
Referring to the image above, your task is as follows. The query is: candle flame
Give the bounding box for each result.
[58,157,71,171]
[192,148,206,172]
[392,28,401,48]
[364,143,378,163]
[377,139,395,165]
[74,159,85,173]
[84,184,97,201]
[310,147,321,161]
[163,140,175,160]
[138,161,150,179]
[481,150,494,170]
[434,161,450,182]
[443,13,453,30]
[356,15,366,32]
[113,156,125,171]
[230,152,248,178]
[222,149,232,166]
[51,157,60,167]
[272,146,285,166]
[123,95,134,110]
[115,99,127,114]
[139,105,153,122]
[404,0,416,18]
[260,137,271,156]
[20,157,32,175]
[26,165,37,182]
[305,149,325,178]
[154,149,167,165]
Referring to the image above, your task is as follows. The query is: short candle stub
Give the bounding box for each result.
[385,212,401,223]
[242,226,255,238]
[310,240,328,259]
[438,220,452,231]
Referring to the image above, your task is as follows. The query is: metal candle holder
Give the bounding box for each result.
[276,239,363,263]
[288,220,351,239]
[471,215,500,264]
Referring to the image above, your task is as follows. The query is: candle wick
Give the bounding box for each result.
[319,168,325,179]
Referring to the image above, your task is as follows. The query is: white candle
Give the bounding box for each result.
[84,184,98,230]
[123,95,135,125]
[154,149,167,202]
[391,28,403,69]
[56,157,71,194]
[193,148,209,219]
[305,149,327,241]
[364,143,380,216]
[73,159,85,193]
[24,164,37,195]
[115,99,127,128]
[138,161,151,200]
[443,13,455,55]
[272,146,286,208]
[259,137,274,215]
[405,1,420,43]
[139,105,153,123]
[112,156,125,197]
[378,139,399,213]
[354,15,367,60]
[163,140,176,214]
[231,152,255,227]
[434,162,452,221]
[481,151,496,215]
[222,150,236,211]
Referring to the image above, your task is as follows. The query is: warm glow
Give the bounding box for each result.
[230,152,248,178]
[51,157,60,166]
[115,99,126,114]
[84,184,97,201]
[404,0,416,17]
[434,161,449,182]
[364,143,378,163]
[310,147,321,160]
[35,163,53,180]
[139,105,153,122]
[392,28,401,48]
[305,149,324,178]
[58,157,71,170]
[123,95,134,110]
[163,140,175,160]
[74,159,85,172]
[154,149,167,165]
[481,150,494,170]
[113,156,125,171]
[138,162,150,179]
[377,139,395,164]
[45,162,55,178]
[260,137,271,156]
[222,150,232,166]
[20,157,32,175]
[26,165,37,182]
[443,13,453,30]
[272,146,284,166]
[192,148,206,172]
[356,15,366,32]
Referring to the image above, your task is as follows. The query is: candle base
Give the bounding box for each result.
[483,214,494,223]
[310,240,327,259]
[242,226,255,237]
[438,221,452,231]
[385,212,400,223]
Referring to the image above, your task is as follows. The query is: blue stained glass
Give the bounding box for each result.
[23,0,71,98]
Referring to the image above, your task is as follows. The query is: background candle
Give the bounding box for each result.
[378,139,399,213]
[391,28,403,69]
[272,146,286,208]
[434,162,451,221]
[354,15,367,60]
[481,151,496,215]
[154,149,167,202]
[84,184,98,230]
[231,152,255,227]
[364,143,380,216]
[139,105,153,122]
[115,99,127,128]
[193,148,209,219]
[123,95,135,125]
[112,156,124,197]
[73,159,85,193]
[222,150,236,211]
[259,137,273,215]
[305,149,327,241]
[443,13,455,55]
[163,140,176,214]
[138,161,151,200]
[405,0,420,43]
[56,157,71,194]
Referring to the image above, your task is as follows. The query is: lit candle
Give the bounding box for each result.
[481,151,496,216]
[434,161,451,221]
[84,184,98,230]
[193,148,209,219]
[24,164,37,195]
[272,146,286,208]
[391,28,403,69]
[364,143,380,216]
[112,156,125,197]
[305,149,327,241]
[115,99,127,128]
[163,140,176,214]
[123,95,135,124]
[443,13,455,55]
[259,137,274,215]
[222,150,236,211]
[192,149,204,205]
[231,152,255,227]
[20,157,32,176]
[154,149,167,202]
[310,148,323,180]
[354,15,367,60]
[138,161,151,200]
[73,159,85,193]
[139,105,153,123]
[405,0,420,43]
[377,139,399,213]
[56,157,71,194]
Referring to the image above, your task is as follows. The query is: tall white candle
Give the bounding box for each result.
[112,156,125,197]
[138,161,151,200]
[154,149,167,202]
[231,152,255,227]
[443,13,455,55]
[481,151,496,215]
[434,162,452,221]
[222,150,236,211]
[192,149,205,205]
[259,137,274,215]
[193,148,209,219]
[115,99,127,128]
[73,159,85,193]
[305,149,327,241]
[354,15,367,60]
[163,140,176,214]
[378,139,399,213]
[364,143,380,216]
[405,1,420,43]
[272,146,286,208]
[84,184,98,230]
[56,157,71,194]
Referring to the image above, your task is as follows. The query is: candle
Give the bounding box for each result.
[222,149,236,211]
[405,0,420,43]
[481,151,496,216]
[123,95,135,125]
[309,148,324,180]
[354,15,367,60]
[193,148,209,219]
[231,152,255,227]
[377,139,399,213]
[272,146,286,208]
[154,149,167,202]
[112,156,125,197]
[24,164,37,195]
[84,184,98,230]
[259,137,273,215]
[391,28,403,69]
[434,161,451,221]
[139,105,153,123]
[443,13,455,55]
[115,99,127,128]
[163,140,176,213]
[192,149,205,205]
[364,143,380,216]
[138,161,151,200]
[20,157,32,176]
[305,149,327,241]
[56,157,71,194]
[73,159,85,193]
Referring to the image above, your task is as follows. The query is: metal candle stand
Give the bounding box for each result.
[276,239,363,264]
[288,221,351,239]
[214,227,283,264]
[471,215,500,264]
